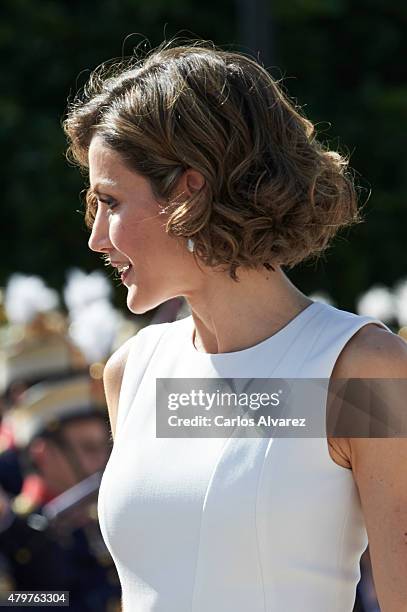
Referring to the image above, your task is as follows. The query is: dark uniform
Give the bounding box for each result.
[0,375,122,611]
[0,488,121,611]
[0,447,23,497]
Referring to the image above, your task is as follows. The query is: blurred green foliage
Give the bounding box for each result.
[1,0,405,311]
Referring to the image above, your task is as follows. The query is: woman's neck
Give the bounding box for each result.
[185,266,313,354]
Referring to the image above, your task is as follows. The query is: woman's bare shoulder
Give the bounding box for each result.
[330,324,407,609]
[328,323,407,467]
[332,322,406,378]
[103,335,136,440]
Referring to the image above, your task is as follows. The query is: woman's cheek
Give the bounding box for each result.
[110,218,127,244]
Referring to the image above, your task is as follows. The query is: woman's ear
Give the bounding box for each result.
[172,169,205,200]
[185,169,205,193]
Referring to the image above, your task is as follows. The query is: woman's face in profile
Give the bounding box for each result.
[88,135,199,314]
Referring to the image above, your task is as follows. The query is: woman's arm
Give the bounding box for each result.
[102,337,133,441]
[331,324,407,611]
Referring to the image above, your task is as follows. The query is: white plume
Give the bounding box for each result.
[356,285,396,322]
[63,268,112,315]
[308,291,335,306]
[394,278,407,327]
[4,274,59,324]
[68,299,122,364]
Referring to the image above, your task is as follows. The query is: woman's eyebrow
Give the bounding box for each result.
[90,179,119,194]
[91,188,113,197]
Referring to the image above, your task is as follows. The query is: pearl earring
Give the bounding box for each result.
[187,238,195,253]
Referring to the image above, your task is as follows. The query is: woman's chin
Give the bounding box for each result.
[126,295,147,315]
[126,288,157,316]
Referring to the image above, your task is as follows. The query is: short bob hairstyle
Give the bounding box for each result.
[63,41,361,281]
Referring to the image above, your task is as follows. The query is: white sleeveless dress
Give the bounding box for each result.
[98,301,389,611]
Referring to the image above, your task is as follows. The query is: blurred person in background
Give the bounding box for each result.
[63,41,407,611]
[0,276,87,498]
[0,375,121,611]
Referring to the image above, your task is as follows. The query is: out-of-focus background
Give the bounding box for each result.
[1,0,406,314]
[0,1,405,610]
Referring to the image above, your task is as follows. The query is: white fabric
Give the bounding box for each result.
[98,301,389,611]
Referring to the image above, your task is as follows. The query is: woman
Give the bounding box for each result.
[63,42,407,611]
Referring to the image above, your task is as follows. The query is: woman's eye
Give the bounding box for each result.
[99,198,117,210]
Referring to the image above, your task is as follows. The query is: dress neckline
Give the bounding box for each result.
[183,301,323,360]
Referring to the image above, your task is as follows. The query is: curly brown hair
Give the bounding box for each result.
[63,40,361,281]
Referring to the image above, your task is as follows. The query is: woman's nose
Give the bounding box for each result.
[88,209,112,253]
